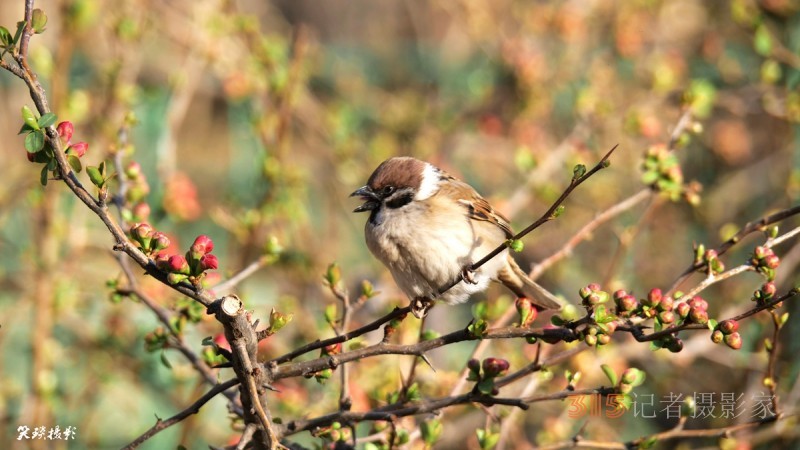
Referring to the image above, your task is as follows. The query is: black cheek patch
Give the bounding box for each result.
[386,192,413,209]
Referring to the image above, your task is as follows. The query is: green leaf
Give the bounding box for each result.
[641,170,659,185]
[87,165,104,187]
[12,20,25,46]
[37,112,57,128]
[553,205,565,218]
[31,8,48,34]
[201,336,215,347]
[754,24,772,56]
[21,105,39,130]
[67,155,82,173]
[160,351,173,369]
[0,26,11,46]
[601,364,618,386]
[24,130,45,153]
[707,319,718,331]
[40,166,48,186]
[324,304,337,325]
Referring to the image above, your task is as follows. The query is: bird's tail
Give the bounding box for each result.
[499,256,564,310]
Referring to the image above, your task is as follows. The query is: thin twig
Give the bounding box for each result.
[437,145,618,295]
[121,378,239,450]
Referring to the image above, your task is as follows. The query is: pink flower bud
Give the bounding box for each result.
[676,302,691,318]
[724,332,742,350]
[687,296,708,311]
[762,282,777,298]
[125,162,142,179]
[151,232,171,253]
[515,297,537,327]
[154,252,171,271]
[56,121,74,143]
[191,235,214,255]
[646,288,662,307]
[718,320,739,335]
[764,254,780,269]
[658,295,674,312]
[199,253,219,271]
[132,202,151,222]
[68,142,88,157]
[613,289,628,301]
[130,223,154,249]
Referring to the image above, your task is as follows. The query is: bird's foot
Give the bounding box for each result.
[411,297,434,319]
[461,266,478,285]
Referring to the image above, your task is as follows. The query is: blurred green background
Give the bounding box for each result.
[1,0,799,449]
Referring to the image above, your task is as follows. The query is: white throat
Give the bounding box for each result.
[414,163,440,201]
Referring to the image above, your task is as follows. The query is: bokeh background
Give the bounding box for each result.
[0,0,799,449]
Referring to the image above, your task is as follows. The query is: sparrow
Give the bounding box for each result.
[351,156,563,318]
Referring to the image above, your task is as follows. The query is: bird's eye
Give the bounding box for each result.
[382,186,395,196]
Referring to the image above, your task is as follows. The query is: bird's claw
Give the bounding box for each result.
[411,297,434,319]
[461,266,478,285]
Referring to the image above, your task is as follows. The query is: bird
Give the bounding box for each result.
[351,156,563,318]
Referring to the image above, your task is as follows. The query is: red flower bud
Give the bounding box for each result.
[26,151,35,162]
[130,222,154,249]
[168,255,190,274]
[68,142,88,158]
[613,289,628,301]
[322,342,342,355]
[199,253,219,271]
[56,121,74,143]
[482,357,510,377]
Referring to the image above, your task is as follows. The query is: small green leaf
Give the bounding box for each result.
[0,26,11,46]
[601,364,618,386]
[550,315,564,326]
[553,205,565,218]
[201,336,215,347]
[477,378,495,395]
[39,166,48,186]
[12,20,25,45]
[21,105,39,130]
[160,351,173,369]
[707,319,718,331]
[754,24,772,56]
[24,130,45,153]
[31,8,48,34]
[87,165,104,187]
[421,329,440,341]
[324,304,337,325]
[67,155,82,173]
[37,112,57,128]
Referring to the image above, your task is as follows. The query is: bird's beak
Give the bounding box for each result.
[351,185,380,213]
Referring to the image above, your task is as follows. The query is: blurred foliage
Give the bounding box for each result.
[0,0,799,449]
